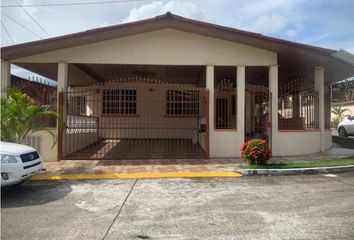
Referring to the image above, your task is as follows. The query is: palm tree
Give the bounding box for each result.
[1,88,60,146]
[331,106,350,121]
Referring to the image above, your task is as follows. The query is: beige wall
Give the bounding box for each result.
[12,29,277,66]
[25,129,58,162]
[210,131,239,158]
[278,131,322,156]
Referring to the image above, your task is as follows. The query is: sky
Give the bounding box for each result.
[1,0,354,81]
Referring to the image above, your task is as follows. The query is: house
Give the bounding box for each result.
[1,12,354,161]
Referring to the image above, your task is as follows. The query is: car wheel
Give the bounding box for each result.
[338,127,348,137]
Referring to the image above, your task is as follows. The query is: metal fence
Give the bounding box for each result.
[58,78,209,160]
[278,78,319,130]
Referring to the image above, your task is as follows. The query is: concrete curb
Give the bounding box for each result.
[239,165,354,176]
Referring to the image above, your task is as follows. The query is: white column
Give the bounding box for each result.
[237,66,245,148]
[1,60,11,96]
[57,62,68,92]
[206,65,214,157]
[269,65,279,156]
[315,66,325,152]
[57,62,69,160]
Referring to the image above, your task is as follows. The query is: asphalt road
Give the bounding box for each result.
[2,173,354,240]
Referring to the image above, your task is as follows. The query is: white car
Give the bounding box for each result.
[338,115,354,137]
[1,141,45,187]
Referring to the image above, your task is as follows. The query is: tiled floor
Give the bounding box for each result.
[43,159,243,175]
[64,139,205,160]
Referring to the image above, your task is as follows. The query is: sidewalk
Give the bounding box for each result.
[33,146,354,180]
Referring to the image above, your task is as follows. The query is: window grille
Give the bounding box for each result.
[102,89,137,115]
[166,90,199,116]
[68,96,86,115]
[278,78,319,129]
[214,66,237,129]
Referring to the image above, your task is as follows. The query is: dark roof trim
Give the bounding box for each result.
[1,12,336,60]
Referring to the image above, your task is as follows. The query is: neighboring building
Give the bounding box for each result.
[1,12,354,161]
[11,74,57,106]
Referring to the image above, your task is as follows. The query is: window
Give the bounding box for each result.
[102,89,137,115]
[68,96,86,115]
[166,90,199,116]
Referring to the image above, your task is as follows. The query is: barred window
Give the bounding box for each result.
[68,96,86,115]
[102,89,137,115]
[166,90,199,116]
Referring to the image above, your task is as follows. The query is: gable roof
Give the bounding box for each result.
[1,12,336,60]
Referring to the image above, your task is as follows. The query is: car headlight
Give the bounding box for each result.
[1,154,18,163]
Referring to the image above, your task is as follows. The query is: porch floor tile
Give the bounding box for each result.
[41,159,244,175]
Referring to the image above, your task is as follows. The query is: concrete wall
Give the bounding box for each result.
[278,131,321,156]
[12,29,277,66]
[210,131,239,158]
[323,130,332,151]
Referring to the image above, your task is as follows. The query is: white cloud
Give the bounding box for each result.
[245,15,287,34]
[285,29,298,37]
[121,0,204,23]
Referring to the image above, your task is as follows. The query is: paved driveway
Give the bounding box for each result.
[2,173,354,240]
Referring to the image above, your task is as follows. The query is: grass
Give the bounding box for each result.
[247,156,354,169]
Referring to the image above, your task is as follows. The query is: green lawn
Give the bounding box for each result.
[247,156,354,169]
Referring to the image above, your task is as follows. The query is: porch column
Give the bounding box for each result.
[206,65,214,157]
[57,61,68,122]
[315,66,325,152]
[269,65,279,156]
[57,61,68,92]
[236,66,245,149]
[57,62,68,160]
[1,60,11,96]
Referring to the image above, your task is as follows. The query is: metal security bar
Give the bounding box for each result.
[59,78,209,160]
[214,79,237,129]
[278,78,319,130]
[245,84,270,142]
[324,84,331,129]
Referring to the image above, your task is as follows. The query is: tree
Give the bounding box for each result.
[335,78,354,101]
[1,88,59,146]
[331,105,351,128]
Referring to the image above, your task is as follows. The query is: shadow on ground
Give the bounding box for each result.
[1,181,72,208]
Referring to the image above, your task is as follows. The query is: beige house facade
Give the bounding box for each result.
[1,13,354,161]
